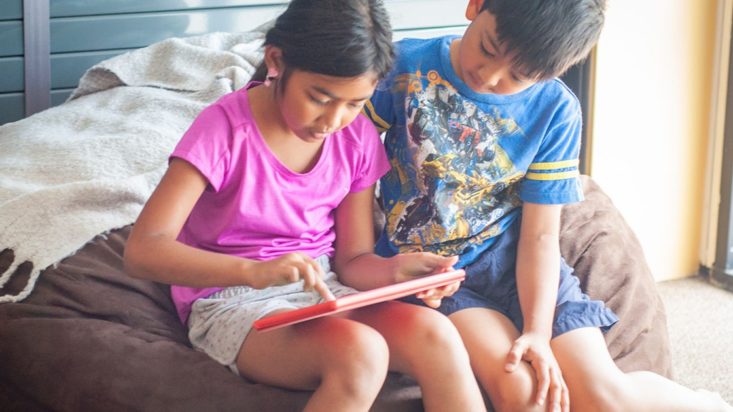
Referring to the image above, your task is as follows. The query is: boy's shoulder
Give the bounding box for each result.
[394,35,457,65]
[395,35,453,51]
[541,78,582,113]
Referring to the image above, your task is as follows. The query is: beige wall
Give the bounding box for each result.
[591,1,717,281]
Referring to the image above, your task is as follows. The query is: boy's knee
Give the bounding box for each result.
[487,369,540,412]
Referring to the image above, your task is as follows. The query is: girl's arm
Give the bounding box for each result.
[124,159,331,296]
[506,201,568,407]
[333,185,458,302]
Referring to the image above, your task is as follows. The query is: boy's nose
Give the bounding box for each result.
[477,66,502,89]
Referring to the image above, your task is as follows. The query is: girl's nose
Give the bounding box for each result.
[320,108,343,132]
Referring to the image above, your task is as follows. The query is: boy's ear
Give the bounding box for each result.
[465,0,484,21]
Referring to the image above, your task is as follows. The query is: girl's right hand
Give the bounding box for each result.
[249,253,335,301]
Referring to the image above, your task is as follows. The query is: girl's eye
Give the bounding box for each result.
[310,95,328,105]
[349,101,365,109]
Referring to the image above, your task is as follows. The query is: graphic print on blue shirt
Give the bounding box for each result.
[366,36,584,267]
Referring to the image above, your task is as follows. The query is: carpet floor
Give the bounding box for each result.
[657,275,733,403]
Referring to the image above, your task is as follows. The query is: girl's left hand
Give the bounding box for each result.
[415,281,461,308]
[505,332,569,412]
[393,252,460,308]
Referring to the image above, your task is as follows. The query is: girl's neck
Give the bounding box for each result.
[247,84,324,174]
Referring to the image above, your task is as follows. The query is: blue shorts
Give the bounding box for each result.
[403,222,618,338]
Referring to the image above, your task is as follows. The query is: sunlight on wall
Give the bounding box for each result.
[591,0,716,281]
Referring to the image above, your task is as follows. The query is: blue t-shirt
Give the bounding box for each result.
[363,36,584,268]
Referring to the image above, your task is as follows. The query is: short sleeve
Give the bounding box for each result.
[519,101,584,205]
[363,72,396,133]
[349,118,391,193]
[170,104,232,192]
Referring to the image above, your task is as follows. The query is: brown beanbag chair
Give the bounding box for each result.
[0,175,670,411]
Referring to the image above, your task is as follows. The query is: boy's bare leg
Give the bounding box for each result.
[237,316,389,412]
[552,327,733,412]
[348,301,487,412]
[450,307,546,412]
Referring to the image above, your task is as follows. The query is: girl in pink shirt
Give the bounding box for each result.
[124,0,486,410]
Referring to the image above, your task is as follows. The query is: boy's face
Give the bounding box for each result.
[452,9,537,95]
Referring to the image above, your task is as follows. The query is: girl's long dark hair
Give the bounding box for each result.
[253,0,394,84]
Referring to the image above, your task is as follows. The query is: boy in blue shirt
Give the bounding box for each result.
[363,0,733,410]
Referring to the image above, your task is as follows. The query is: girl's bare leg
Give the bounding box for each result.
[348,301,487,412]
[552,327,733,412]
[237,316,389,412]
[450,307,546,412]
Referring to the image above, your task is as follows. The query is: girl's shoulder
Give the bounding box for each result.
[336,114,381,147]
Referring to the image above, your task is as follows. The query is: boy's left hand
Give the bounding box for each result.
[505,332,569,412]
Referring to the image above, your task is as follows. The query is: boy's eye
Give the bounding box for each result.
[480,43,494,58]
[349,101,366,109]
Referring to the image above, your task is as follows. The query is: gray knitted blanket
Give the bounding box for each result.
[0,31,265,303]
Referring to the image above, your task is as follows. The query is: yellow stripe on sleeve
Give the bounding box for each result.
[363,100,390,132]
[527,159,579,171]
[525,170,580,181]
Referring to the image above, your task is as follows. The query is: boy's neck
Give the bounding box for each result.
[448,38,465,85]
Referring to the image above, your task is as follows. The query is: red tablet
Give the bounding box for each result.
[253,269,465,332]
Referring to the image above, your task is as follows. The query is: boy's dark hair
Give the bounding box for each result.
[481,0,606,80]
[253,0,394,86]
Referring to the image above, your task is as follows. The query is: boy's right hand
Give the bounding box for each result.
[249,253,335,301]
[393,252,461,307]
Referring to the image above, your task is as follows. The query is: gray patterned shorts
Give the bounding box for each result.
[187,256,357,374]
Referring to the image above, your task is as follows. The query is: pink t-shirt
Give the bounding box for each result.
[169,82,390,323]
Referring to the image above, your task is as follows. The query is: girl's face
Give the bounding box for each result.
[276,70,378,142]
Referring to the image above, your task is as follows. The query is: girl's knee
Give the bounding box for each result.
[410,310,465,353]
[322,323,389,393]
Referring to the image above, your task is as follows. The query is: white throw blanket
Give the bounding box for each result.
[0,31,265,303]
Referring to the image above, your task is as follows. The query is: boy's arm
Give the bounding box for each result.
[516,201,562,339]
[507,201,568,408]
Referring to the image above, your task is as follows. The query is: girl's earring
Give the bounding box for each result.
[264,69,278,87]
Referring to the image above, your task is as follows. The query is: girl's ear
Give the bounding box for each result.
[263,45,284,78]
[465,0,484,21]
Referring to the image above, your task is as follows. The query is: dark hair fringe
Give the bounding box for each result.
[482,0,606,79]
[255,0,394,82]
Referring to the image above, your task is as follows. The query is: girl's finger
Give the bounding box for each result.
[313,276,335,301]
[302,263,317,291]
